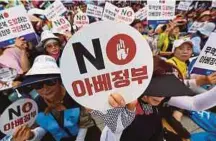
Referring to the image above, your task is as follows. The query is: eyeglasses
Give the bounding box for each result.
[32,79,58,90]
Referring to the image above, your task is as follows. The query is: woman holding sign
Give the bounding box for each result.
[12,55,101,141]
[95,56,216,141]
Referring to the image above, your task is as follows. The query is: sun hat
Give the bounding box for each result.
[198,10,211,20]
[40,30,60,47]
[141,56,195,97]
[26,55,61,76]
[17,55,61,88]
[198,22,216,37]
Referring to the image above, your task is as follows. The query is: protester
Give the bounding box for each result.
[158,23,180,57]
[1,1,216,141]
[39,30,63,66]
[197,10,211,22]
[12,55,101,141]
[96,56,216,141]
[191,22,216,56]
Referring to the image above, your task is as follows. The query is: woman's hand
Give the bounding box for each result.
[12,125,34,141]
[108,93,137,111]
[15,37,28,50]
[196,72,216,86]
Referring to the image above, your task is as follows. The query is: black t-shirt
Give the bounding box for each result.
[120,98,170,141]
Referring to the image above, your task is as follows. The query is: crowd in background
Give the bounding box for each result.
[1,0,216,141]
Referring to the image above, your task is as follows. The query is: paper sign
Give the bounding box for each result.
[102,2,119,21]
[0,98,38,135]
[147,0,176,20]
[135,6,147,21]
[0,68,17,82]
[188,21,205,33]
[73,13,89,29]
[115,7,135,24]
[86,4,104,18]
[212,0,216,8]
[60,21,153,110]
[45,0,67,20]
[0,5,37,48]
[191,32,216,75]
[0,81,12,91]
[52,16,71,34]
[177,2,192,11]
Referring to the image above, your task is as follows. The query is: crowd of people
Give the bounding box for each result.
[1,0,216,141]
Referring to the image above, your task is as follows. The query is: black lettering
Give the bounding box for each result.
[8,106,21,120]
[72,38,105,74]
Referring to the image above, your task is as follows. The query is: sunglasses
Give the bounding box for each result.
[32,79,58,90]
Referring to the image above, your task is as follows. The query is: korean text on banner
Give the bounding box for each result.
[115,7,135,25]
[191,32,216,75]
[86,4,104,18]
[102,2,119,21]
[177,2,192,11]
[52,16,71,34]
[147,0,176,20]
[0,98,38,135]
[45,0,67,20]
[135,6,147,21]
[73,13,89,29]
[0,5,37,48]
[60,21,153,111]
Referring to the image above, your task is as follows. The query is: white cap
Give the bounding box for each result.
[172,38,193,52]
[26,55,61,76]
[40,30,59,46]
[198,22,216,37]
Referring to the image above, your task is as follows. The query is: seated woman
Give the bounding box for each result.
[165,38,216,138]
[93,56,216,141]
[12,55,100,141]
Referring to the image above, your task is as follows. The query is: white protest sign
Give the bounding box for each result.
[191,32,216,75]
[86,4,104,18]
[135,6,147,21]
[45,0,67,20]
[60,21,153,111]
[212,0,216,8]
[188,21,205,33]
[0,98,38,135]
[102,2,119,21]
[177,2,192,11]
[115,7,135,24]
[52,16,71,34]
[0,68,17,82]
[147,0,176,20]
[0,5,36,48]
[73,13,89,29]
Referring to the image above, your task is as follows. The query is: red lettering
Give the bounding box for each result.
[72,80,86,97]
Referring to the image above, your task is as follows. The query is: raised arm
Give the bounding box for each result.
[168,85,216,111]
